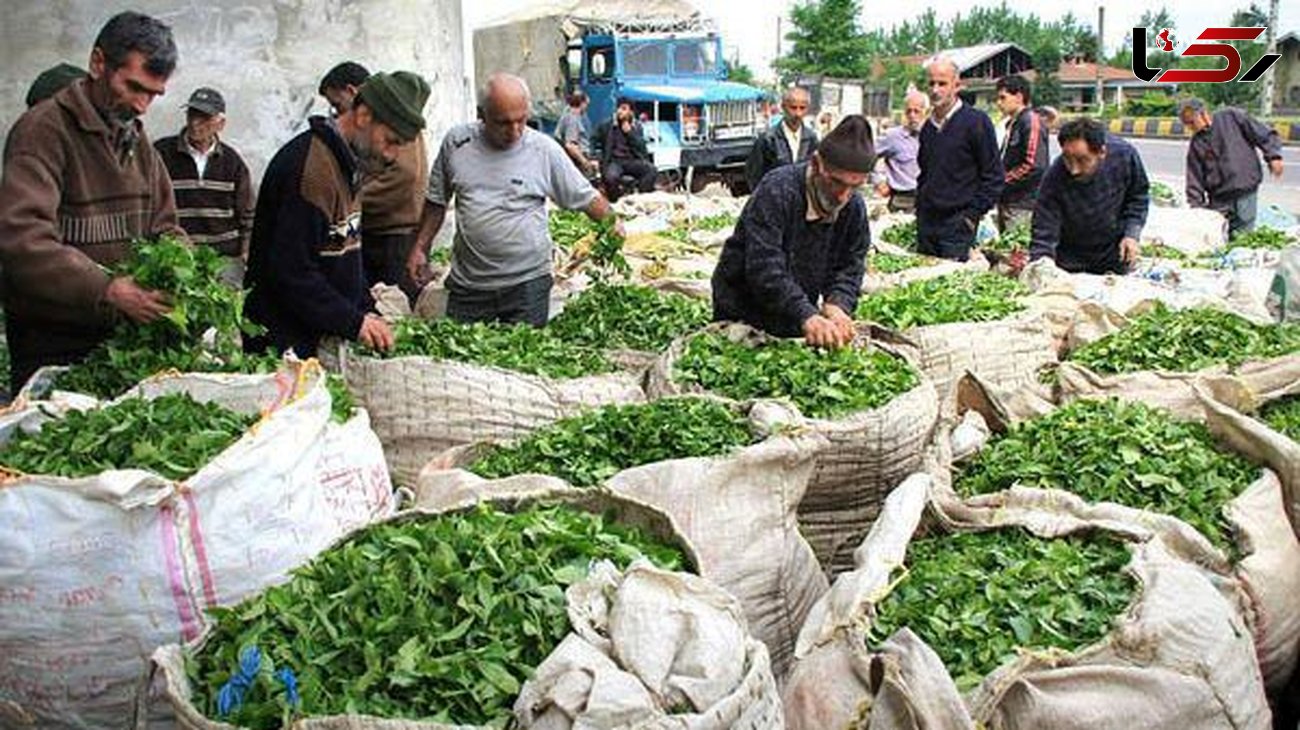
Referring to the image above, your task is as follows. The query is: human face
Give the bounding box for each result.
[1180,107,1210,133]
[782,93,809,131]
[995,88,1023,118]
[616,102,634,123]
[184,109,224,150]
[1060,138,1106,180]
[351,107,405,167]
[927,63,959,116]
[90,49,168,121]
[483,93,530,149]
[811,154,867,213]
[902,97,926,131]
[323,86,355,118]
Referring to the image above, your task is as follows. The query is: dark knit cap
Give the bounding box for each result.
[26,63,86,108]
[357,71,430,142]
[817,114,876,173]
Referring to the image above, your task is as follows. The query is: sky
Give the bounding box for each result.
[464,0,1297,82]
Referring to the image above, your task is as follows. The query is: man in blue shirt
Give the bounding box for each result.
[1029,117,1149,275]
[872,90,926,213]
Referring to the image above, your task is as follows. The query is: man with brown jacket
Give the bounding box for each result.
[0,11,182,393]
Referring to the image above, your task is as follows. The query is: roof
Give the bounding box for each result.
[1022,62,1133,86]
[925,43,1029,72]
[1280,31,1298,46]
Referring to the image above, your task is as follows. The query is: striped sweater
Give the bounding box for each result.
[154,133,255,257]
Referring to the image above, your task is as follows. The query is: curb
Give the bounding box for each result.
[1107,117,1300,145]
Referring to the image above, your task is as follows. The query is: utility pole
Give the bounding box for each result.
[1095,3,1106,115]
[1262,0,1279,115]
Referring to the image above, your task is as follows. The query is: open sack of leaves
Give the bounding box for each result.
[414,397,829,680]
[646,323,938,576]
[782,477,1271,729]
[0,360,394,728]
[152,492,783,730]
[930,375,1300,694]
[547,281,711,368]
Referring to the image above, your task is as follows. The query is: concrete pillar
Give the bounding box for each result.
[0,0,470,182]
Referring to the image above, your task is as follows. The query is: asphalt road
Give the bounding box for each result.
[1121,137,1300,217]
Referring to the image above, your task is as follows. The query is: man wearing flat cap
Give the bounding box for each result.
[712,115,875,349]
[244,70,431,357]
[155,87,255,285]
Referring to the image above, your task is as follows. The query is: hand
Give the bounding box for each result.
[406,247,428,284]
[1269,158,1284,180]
[612,218,627,239]
[874,182,891,199]
[620,119,632,133]
[1119,236,1140,265]
[357,314,394,352]
[105,276,171,324]
[820,302,856,343]
[803,314,851,349]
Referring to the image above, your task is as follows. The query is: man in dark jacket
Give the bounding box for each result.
[244,71,430,357]
[745,86,818,191]
[1179,98,1285,237]
[916,57,1004,261]
[1029,118,1149,275]
[713,116,874,348]
[994,75,1048,232]
[599,99,656,201]
[154,87,255,286]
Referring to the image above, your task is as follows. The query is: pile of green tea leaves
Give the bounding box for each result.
[369,318,613,379]
[1067,304,1300,375]
[868,250,926,274]
[1227,226,1296,251]
[1149,180,1177,206]
[1260,396,1300,443]
[324,373,355,424]
[0,393,254,480]
[955,398,1256,555]
[187,504,685,728]
[672,332,919,419]
[879,219,917,250]
[54,236,265,398]
[855,272,1028,330]
[470,398,757,487]
[548,209,598,250]
[548,283,709,352]
[983,221,1030,254]
[1140,242,1192,261]
[868,528,1134,692]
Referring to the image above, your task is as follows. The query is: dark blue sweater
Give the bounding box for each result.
[917,104,1004,218]
[712,163,869,337]
[244,116,370,357]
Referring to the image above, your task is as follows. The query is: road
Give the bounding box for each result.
[1120,137,1300,217]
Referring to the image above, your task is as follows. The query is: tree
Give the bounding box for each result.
[1179,4,1269,110]
[724,58,756,86]
[1112,7,1177,70]
[774,0,873,80]
[1031,41,1063,108]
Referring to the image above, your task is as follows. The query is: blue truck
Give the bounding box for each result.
[473,4,768,193]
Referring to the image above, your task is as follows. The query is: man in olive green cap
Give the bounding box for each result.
[244,70,430,357]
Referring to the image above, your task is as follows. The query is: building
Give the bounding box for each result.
[1023,62,1159,113]
[1276,32,1300,114]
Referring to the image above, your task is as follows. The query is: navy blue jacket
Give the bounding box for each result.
[917,104,1004,219]
[712,163,869,337]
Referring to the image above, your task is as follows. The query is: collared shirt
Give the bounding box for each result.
[782,121,802,164]
[873,124,921,193]
[185,136,216,178]
[929,98,964,133]
[804,165,840,223]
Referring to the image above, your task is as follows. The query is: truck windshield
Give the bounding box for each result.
[623,42,668,76]
[672,40,717,76]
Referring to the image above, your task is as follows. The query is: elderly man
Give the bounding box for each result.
[994,75,1048,232]
[1029,118,1150,275]
[244,71,431,357]
[1179,98,1285,237]
[154,88,255,284]
[713,116,875,348]
[0,11,182,393]
[916,57,1004,261]
[745,86,818,191]
[407,73,618,326]
[873,89,927,213]
[319,61,430,289]
[555,89,598,177]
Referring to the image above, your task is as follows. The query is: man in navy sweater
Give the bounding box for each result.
[916,57,1003,261]
[1029,118,1149,275]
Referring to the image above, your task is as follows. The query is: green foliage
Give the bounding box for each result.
[868,528,1135,692]
[868,251,926,274]
[855,272,1028,330]
[470,398,758,487]
[1126,92,1179,118]
[324,374,355,425]
[549,209,596,251]
[1149,180,1178,205]
[187,504,685,727]
[1261,397,1300,442]
[1229,226,1297,250]
[1067,305,1300,375]
[672,332,920,419]
[984,221,1031,254]
[547,283,710,353]
[879,219,917,250]
[724,58,756,86]
[1179,5,1270,111]
[955,399,1257,555]
[54,235,266,398]
[373,318,614,379]
[774,0,874,79]
[0,393,254,480]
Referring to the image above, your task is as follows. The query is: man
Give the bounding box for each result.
[319,61,430,289]
[406,73,619,326]
[0,12,181,393]
[712,116,875,348]
[994,75,1048,232]
[555,90,598,177]
[745,86,818,191]
[1180,97,1285,237]
[599,98,657,201]
[1029,118,1150,275]
[244,71,431,357]
[154,87,255,285]
[25,63,86,108]
[916,57,1004,261]
[872,89,927,213]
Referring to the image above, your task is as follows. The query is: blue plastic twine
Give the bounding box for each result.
[216,645,262,717]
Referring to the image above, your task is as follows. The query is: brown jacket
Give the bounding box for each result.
[360,132,428,234]
[0,78,183,363]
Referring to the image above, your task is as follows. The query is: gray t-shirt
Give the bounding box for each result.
[554,109,591,157]
[427,123,597,289]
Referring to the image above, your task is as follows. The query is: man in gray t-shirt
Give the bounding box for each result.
[554,90,597,177]
[407,73,618,325]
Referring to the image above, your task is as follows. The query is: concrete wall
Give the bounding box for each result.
[0,0,471,182]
